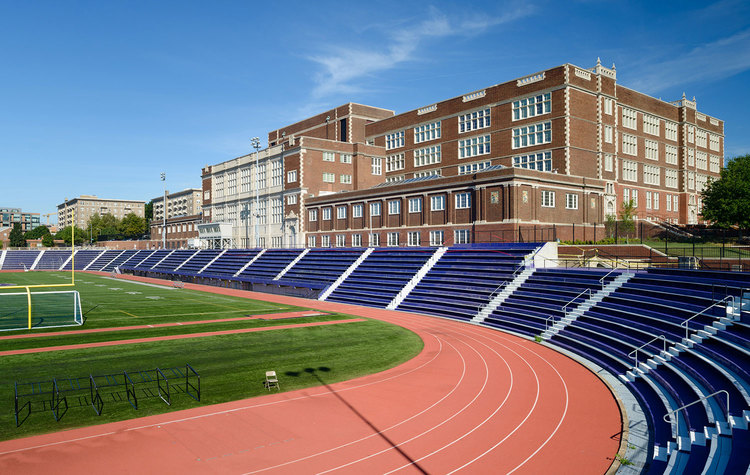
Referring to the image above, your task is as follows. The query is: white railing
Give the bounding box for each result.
[598,269,619,289]
[628,335,666,372]
[681,296,734,341]
[663,390,729,436]
[478,266,524,313]
[562,288,592,317]
[545,315,557,332]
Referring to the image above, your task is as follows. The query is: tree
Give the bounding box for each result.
[24,225,51,240]
[9,223,26,247]
[144,201,154,224]
[120,212,147,238]
[55,226,86,246]
[42,234,54,247]
[619,199,637,243]
[87,213,121,241]
[701,154,750,234]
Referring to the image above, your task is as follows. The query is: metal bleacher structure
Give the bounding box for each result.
[1,244,748,474]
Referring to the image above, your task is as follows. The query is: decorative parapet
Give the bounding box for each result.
[709,118,719,126]
[696,112,707,121]
[670,92,696,110]
[574,67,591,80]
[590,57,616,80]
[462,89,486,102]
[517,72,545,86]
[417,104,437,115]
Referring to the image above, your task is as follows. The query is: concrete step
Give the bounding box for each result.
[619,373,632,384]
[729,414,748,431]
[716,421,732,437]
[677,436,691,452]
[668,347,682,357]
[654,354,669,364]
[659,350,673,361]
[690,430,707,446]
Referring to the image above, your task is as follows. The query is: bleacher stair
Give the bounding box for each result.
[471,267,535,324]
[318,248,373,301]
[388,247,447,310]
[31,250,45,270]
[274,248,310,280]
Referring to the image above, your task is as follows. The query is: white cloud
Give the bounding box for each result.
[307,5,535,98]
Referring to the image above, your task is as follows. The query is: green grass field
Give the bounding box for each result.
[0,272,423,441]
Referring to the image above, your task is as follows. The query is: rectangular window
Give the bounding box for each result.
[512,121,551,148]
[458,134,491,158]
[565,193,578,210]
[696,130,707,148]
[271,161,282,187]
[646,191,652,210]
[287,170,298,183]
[308,235,316,248]
[386,131,404,150]
[454,229,471,244]
[257,164,266,188]
[458,160,492,175]
[513,151,552,171]
[431,195,445,211]
[335,235,346,247]
[623,188,630,204]
[622,160,638,182]
[321,235,330,248]
[696,151,707,170]
[665,121,678,141]
[414,169,441,178]
[369,233,380,247]
[688,148,695,167]
[337,206,346,219]
[604,125,613,144]
[622,134,638,155]
[513,93,551,120]
[429,230,444,246]
[414,145,441,167]
[673,195,679,212]
[370,202,381,216]
[665,168,678,189]
[257,200,267,224]
[709,134,720,152]
[386,175,405,183]
[386,153,405,172]
[622,107,637,129]
[604,154,614,172]
[352,204,363,218]
[271,236,282,248]
[709,155,720,173]
[541,190,555,208]
[322,208,331,220]
[653,192,659,210]
[643,114,660,136]
[644,164,660,186]
[604,97,613,115]
[352,234,362,247]
[323,152,335,162]
[688,171,695,190]
[455,192,471,209]
[227,171,237,196]
[414,121,441,144]
[688,126,695,143]
[340,153,352,163]
[459,108,491,132]
[322,172,335,183]
[271,198,282,224]
[371,157,382,175]
[287,194,297,205]
[387,232,399,247]
[645,139,658,160]
[632,189,638,207]
[665,145,678,165]
[407,231,421,247]
[388,200,401,215]
[308,209,318,221]
[696,174,709,192]
[340,174,352,184]
[666,194,672,211]
[408,198,422,213]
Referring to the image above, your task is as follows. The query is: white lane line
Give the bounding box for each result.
[0,432,117,457]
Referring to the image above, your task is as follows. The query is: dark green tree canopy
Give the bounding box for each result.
[701,154,750,231]
[120,213,147,238]
[9,223,26,247]
[55,226,86,246]
[24,225,52,240]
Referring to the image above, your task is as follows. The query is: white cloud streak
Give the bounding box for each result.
[307,5,535,98]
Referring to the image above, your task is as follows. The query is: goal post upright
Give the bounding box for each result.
[26,286,32,330]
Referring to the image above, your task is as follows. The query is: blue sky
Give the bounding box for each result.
[2,0,749,224]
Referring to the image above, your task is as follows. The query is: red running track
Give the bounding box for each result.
[0,276,623,474]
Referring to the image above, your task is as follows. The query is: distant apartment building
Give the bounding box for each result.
[149,188,203,249]
[57,195,145,228]
[152,188,202,221]
[0,208,41,233]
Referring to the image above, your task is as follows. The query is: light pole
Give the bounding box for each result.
[251,137,261,248]
[161,172,166,249]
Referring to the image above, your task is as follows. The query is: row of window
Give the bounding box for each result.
[322,173,352,184]
[309,193,470,222]
[540,191,578,209]
[308,229,472,248]
[622,188,680,213]
[621,107,721,150]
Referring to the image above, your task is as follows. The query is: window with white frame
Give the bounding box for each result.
[287,170,297,183]
[340,153,352,163]
[214,174,224,198]
[687,148,694,167]
[371,156,382,175]
[386,175,406,183]
[287,194,297,205]
[458,135,491,159]
[431,195,445,211]
[653,192,659,210]
[512,121,551,148]
[541,190,555,207]
[604,97,613,115]
[665,145,677,165]
[322,172,335,183]
[696,151,707,170]
[623,188,630,204]
[309,209,318,221]
[622,107,637,129]
[604,154,614,172]
[643,114,660,136]
[455,192,471,209]
[688,171,695,190]
[323,152,335,162]
[709,134,720,152]
[458,160,492,175]
[512,93,551,120]
[272,236,282,248]
[646,191,652,209]
[696,130,707,148]
[673,195,679,211]
[665,121,678,141]
[321,235,330,247]
[454,229,471,244]
[352,204,363,218]
[459,108,491,132]
[645,139,658,160]
[632,189,638,207]
[643,164,660,185]
[666,194,672,211]
[257,164,266,188]
[414,145,441,167]
[308,235,316,247]
[565,193,578,210]
[513,151,552,171]
[429,230,444,246]
[322,207,331,220]
[414,169,441,178]
[257,200,267,224]
[604,125,613,144]
[335,235,345,247]
[337,206,346,219]
[622,160,638,182]
[388,200,401,215]
[340,174,352,184]
[386,153,405,172]
[607,182,615,196]
[665,168,678,188]
[241,167,251,192]
[414,121,441,144]
[369,233,380,246]
[622,134,638,155]
[370,202,381,216]
[386,131,404,150]
[407,231,420,247]
[696,174,709,192]
[227,171,237,196]
[271,198,282,224]
[387,232,399,247]
[709,155,720,173]
[352,234,362,247]
[408,197,422,213]
[271,161,282,186]
[688,126,695,143]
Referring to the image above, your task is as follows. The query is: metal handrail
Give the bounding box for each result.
[681,296,734,341]
[562,288,592,316]
[477,265,524,313]
[663,390,728,436]
[598,269,619,289]
[628,335,666,371]
[545,316,556,332]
